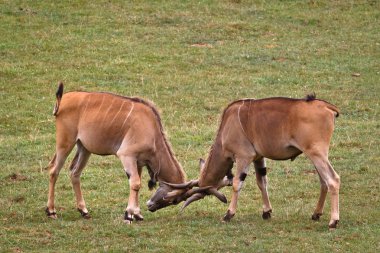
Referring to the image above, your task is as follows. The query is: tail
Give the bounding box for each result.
[53,82,64,116]
[304,93,339,118]
[326,104,340,118]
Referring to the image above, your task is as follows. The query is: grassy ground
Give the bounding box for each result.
[1,0,379,252]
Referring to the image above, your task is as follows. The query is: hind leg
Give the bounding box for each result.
[46,144,75,218]
[254,158,273,219]
[306,150,340,229]
[311,173,328,221]
[69,141,91,219]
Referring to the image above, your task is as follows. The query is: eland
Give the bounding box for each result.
[46,82,188,223]
[150,94,341,229]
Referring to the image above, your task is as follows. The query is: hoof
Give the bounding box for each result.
[45,208,57,219]
[223,210,235,222]
[312,213,322,221]
[262,209,272,220]
[77,208,91,219]
[123,219,133,225]
[134,213,144,221]
[124,211,134,224]
[328,220,339,230]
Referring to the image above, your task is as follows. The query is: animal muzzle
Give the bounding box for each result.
[146,199,173,212]
[146,200,157,212]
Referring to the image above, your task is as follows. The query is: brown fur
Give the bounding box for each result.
[46,83,186,221]
[193,95,341,228]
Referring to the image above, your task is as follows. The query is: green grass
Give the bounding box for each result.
[1,0,379,252]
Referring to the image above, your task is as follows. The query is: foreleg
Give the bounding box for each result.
[223,157,252,222]
[119,155,143,224]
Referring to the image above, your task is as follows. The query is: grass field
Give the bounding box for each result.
[0,0,379,252]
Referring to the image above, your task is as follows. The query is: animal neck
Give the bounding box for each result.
[150,137,186,184]
[200,137,232,187]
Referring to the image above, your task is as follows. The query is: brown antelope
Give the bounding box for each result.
[150,95,341,229]
[46,82,188,223]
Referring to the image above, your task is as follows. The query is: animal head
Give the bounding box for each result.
[147,159,231,212]
[147,179,229,213]
[146,182,188,212]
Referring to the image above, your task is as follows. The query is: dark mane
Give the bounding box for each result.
[305,92,317,102]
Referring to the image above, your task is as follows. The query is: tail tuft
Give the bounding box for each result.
[53,82,64,116]
[56,81,64,100]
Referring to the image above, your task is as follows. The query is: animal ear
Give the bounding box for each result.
[148,179,157,190]
[199,158,205,171]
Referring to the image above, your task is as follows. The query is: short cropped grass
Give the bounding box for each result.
[1,0,379,252]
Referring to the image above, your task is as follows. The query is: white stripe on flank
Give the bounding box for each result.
[105,98,115,113]
[121,103,134,129]
[102,98,115,124]
[82,96,91,120]
[94,94,106,120]
[109,101,126,126]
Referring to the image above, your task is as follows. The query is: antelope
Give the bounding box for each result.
[150,94,341,229]
[46,82,188,223]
